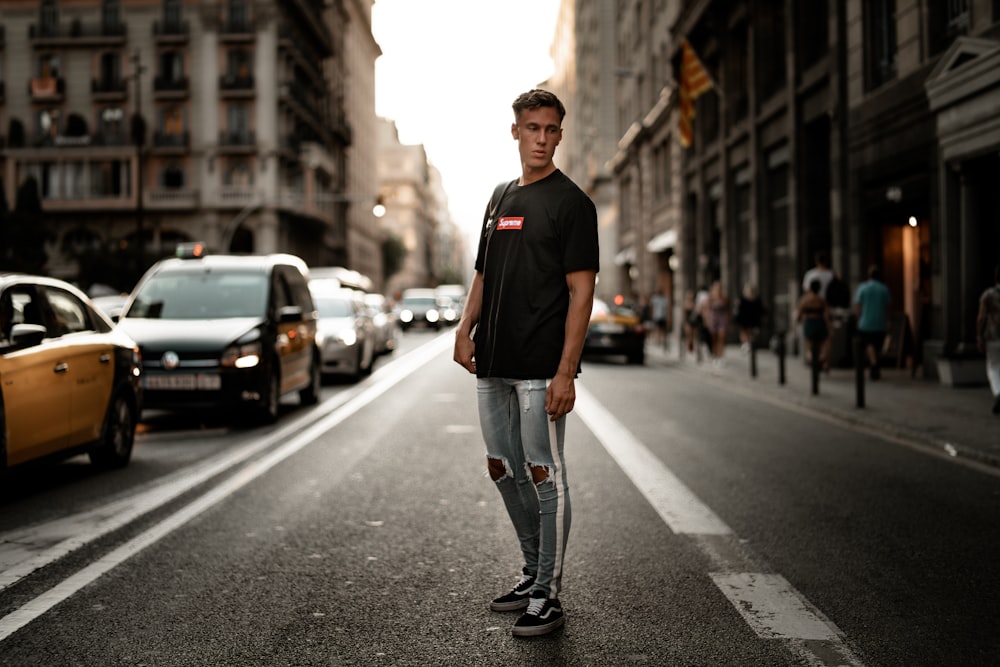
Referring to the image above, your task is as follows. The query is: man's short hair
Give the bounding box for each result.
[512,89,566,123]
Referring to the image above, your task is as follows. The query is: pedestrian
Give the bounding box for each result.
[702,281,730,362]
[976,263,1000,414]
[682,289,697,354]
[453,89,599,638]
[733,283,764,353]
[650,289,670,349]
[796,278,831,370]
[802,251,835,300]
[854,265,891,380]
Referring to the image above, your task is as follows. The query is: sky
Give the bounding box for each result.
[371,0,561,251]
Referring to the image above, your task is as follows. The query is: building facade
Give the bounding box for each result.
[0,0,376,292]
[597,0,999,382]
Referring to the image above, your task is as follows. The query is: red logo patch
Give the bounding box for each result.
[497,217,523,230]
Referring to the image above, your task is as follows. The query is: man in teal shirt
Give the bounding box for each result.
[854,265,891,380]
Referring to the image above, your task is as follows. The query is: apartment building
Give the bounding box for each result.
[594,0,999,382]
[0,0,374,292]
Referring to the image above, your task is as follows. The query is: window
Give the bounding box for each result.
[39,0,59,37]
[755,0,786,102]
[102,0,122,32]
[864,0,897,90]
[99,107,127,144]
[161,163,184,189]
[159,51,183,83]
[929,0,969,56]
[725,22,749,125]
[797,0,828,68]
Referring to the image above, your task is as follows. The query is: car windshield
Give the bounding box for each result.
[313,296,354,318]
[127,271,268,319]
[403,297,436,307]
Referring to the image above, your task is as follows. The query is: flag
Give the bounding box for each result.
[678,39,714,148]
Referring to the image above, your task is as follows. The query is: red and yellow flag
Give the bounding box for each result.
[678,39,714,148]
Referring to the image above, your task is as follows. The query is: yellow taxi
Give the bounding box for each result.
[1,274,142,472]
[583,297,647,365]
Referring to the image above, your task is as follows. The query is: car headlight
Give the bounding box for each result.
[221,341,262,368]
[337,329,358,346]
[400,309,414,323]
[426,309,440,323]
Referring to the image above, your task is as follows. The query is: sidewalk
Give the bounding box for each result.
[645,339,1000,470]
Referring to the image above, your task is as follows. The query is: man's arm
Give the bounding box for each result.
[546,270,596,421]
[453,272,484,373]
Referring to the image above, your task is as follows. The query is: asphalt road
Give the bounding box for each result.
[1,331,998,666]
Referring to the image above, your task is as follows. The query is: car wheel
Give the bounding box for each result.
[89,389,136,468]
[627,348,645,365]
[258,368,280,423]
[299,349,321,406]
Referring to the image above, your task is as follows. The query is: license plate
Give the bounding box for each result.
[145,373,221,390]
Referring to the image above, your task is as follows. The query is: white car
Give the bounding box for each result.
[310,285,376,381]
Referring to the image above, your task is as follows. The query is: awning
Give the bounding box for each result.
[646,229,677,253]
[614,246,636,266]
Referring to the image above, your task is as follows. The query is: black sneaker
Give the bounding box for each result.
[490,573,535,612]
[511,595,565,637]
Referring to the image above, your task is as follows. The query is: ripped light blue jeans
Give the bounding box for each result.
[477,377,571,600]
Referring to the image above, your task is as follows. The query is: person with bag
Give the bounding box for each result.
[453,89,598,638]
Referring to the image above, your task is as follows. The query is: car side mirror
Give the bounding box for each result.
[9,323,47,350]
[277,305,303,324]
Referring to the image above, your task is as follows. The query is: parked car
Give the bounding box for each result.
[396,288,441,331]
[90,293,129,322]
[310,284,376,380]
[435,284,466,324]
[117,250,321,423]
[0,273,142,471]
[363,292,399,355]
[583,298,647,364]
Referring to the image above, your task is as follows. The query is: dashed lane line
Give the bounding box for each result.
[575,383,866,667]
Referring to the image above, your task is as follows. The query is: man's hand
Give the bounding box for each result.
[454,332,476,374]
[545,373,576,421]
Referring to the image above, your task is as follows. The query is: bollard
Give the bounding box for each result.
[854,335,865,408]
[810,339,821,395]
[770,331,786,385]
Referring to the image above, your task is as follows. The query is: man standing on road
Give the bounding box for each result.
[453,89,599,638]
[976,264,1000,414]
[854,265,891,380]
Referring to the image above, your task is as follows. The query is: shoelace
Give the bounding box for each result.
[525,597,546,616]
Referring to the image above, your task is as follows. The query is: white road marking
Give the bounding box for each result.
[574,386,731,535]
[575,383,860,665]
[0,333,454,643]
[710,573,842,641]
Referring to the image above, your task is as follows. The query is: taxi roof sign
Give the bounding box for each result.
[176,242,206,259]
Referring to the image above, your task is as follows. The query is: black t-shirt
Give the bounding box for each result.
[473,170,599,379]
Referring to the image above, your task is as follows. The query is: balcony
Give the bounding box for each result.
[29,76,65,103]
[91,77,127,102]
[220,17,255,43]
[218,130,257,155]
[219,74,255,99]
[146,187,199,210]
[153,19,189,44]
[29,19,127,47]
[153,76,189,100]
[152,130,190,154]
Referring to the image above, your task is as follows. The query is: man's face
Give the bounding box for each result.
[511,106,562,172]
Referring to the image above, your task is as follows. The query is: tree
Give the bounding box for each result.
[0,177,48,274]
[381,234,407,284]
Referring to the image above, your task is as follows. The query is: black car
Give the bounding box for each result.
[117,251,321,423]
